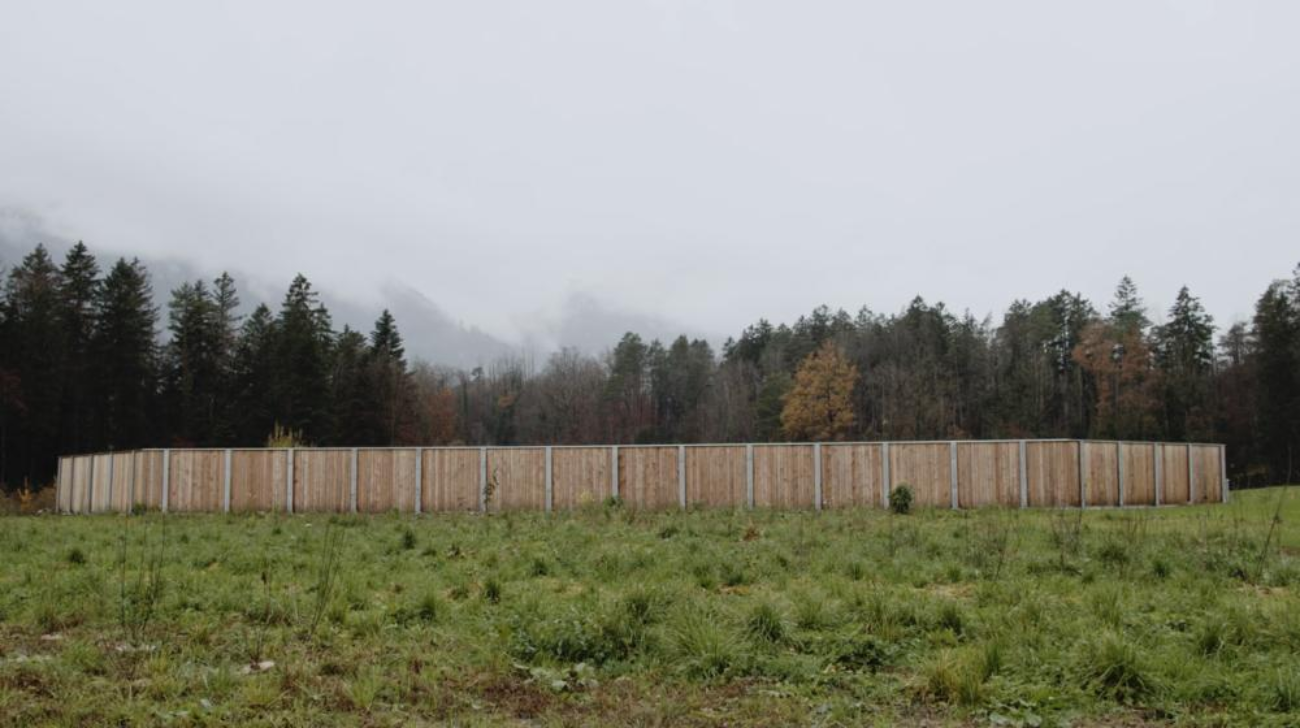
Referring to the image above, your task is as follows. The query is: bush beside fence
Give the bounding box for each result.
[54,440,1228,515]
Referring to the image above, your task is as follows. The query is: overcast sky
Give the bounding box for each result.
[2,1,1298,355]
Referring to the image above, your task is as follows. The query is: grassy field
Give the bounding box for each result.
[0,488,1297,726]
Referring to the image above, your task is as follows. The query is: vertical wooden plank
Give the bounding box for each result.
[286,448,295,514]
[685,446,746,508]
[553,447,611,509]
[745,444,754,508]
[1154,443,1163,506]
[958,442,1019,508]
[161,449,171,513]
[545,446,553,513]
[349,447,359,514]
[1187,444,1195,504]
[949,441,958,509]
[414,448,423,515]
[223,449,232,513]
[1078,441,1087,508]
[611,446,619,499]
[1018,440,1028,508]
[821,444,881,508]
[677,445,686,510]
[881,442,891,509]
[479,447,487,512]
[813,443,822,511]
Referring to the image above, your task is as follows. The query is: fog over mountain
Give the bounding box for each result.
[0,208,712,367]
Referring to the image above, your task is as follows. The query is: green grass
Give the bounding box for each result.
[0,488,1297,726]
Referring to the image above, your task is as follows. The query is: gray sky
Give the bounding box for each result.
[2,1,1298,361]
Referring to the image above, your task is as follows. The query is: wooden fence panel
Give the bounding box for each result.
[957,442,1018,507]
[108,452,135,512]
[487,448,546,511]
[686,446,745,508]
[423,449,480,512]
[293,450,350,513]
[1192,445,1222,503]
[1121,443,1155,505]
[754,445,815,508]
[356,449,417,513]
[553,447,611,510]
[620,447,679,510]
[1026,442,1080,507]
[1161,445,1191,504]
[70,456,91,513]
[57,458,73,512]
[167,450,224,512]
[88,454,112,512]
[1086,444,1120,506]
[230,450,287,513]
[821,443,882,508]
[132,451,163,510]
[893,442,952,508]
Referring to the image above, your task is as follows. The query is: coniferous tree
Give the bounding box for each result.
[231,304,277,443]
[90,258,158,450]
[270,275,334,440]
[366,309,415,445]
[57,242,100,455]
[162,281,223,445]
[1109,276,1150,334]
[1252,279,1300,481]
[0,245,65,485]
[1154,286,1215,440]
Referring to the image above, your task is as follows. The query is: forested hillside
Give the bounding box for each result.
[2,241,1297,489]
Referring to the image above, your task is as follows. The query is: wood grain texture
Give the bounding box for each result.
[1191,445,1222,503]
[1086,443,1120,506]
[1161,445,1191,504]
[892,442,953,508]
[108,452,135,512]
[686,446,745,508]
[57,458,73,512]
[957,442,1019,508]
[356,449,418,513]
[70,456,91,513]
[821,444,882,508]
[423,449,480,512]
[553,447,611,510]
[487,448,546,512]
[754,445,815,509]
[135,451,164,510]
[619,447,679,510]
[1121,443,1156,505]
[166,450,224,512]
[230,450,288,513]
[1026,442,1080,507]
[293,450,350,513]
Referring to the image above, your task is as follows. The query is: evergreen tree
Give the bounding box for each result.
[1109,276,1150,334]
[366,310,415,444]
[90,258,158,449]
[0,245,65,486]
[1154,286,1215,440]
[1252,280,1299,481]
[57,242,100,454]
[162,281,223,445]
[330,326,373,444]
[231,304,278,443]
[270,275,334,440]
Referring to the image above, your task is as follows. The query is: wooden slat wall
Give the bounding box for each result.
[821,443,882,508]
[1192,445,1222,503]
[1161,445,1191,504]
[423,449,479,512]
[357,449,418,513]
[52,440,1229,514]
[893,442,953,508]
[619,447,679,510]
[1026,441,1080,507]
[754,445,815,508]
[1121,443,1155,505]
[957,442,1017,507]
[1086,444,1120,506]
[686,446,745,508]
[230,450,287,513]
[553,447,610,509]
[294,450,349,513]
[487,448,545,512]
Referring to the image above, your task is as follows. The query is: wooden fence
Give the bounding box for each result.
[54,440,1228,515]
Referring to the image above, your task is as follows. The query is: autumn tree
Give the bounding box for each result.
[781,341,859,441]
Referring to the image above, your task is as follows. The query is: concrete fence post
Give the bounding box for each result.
[350,448,359,514]
[1153,442,1163,506]
[1220,444,1229,503]
[413,448,423,515]
[678,445,687,510]
[813,443,823,511]
[478,447,487,513]
[949,441,959,509]
[1078,441,1087,508]
[286,448,295,514]
[1018,440,1028,508]
[544,446,553,514]
[610,446,619,499]
[1116,442,1125,507]
[161,449,171,514]
[745,444,754,509]
[881,442,891,509]
[223,449,233,513]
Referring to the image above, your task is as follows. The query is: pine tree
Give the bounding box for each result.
[1109,276,1150,334]
[210,272,242,443]
[366,310,415,444]
[231,304,277,443]
[0,245,65,486]
[57,242,100,454]
[90,258,158,449]
[1252,280,1299,481]
[1154,286,1215,440]
[330,326,373,444]
[270,275,334,440]
[162,280,223,445]
[780,341,859,441]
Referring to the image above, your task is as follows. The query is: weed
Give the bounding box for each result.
[890,484,914,515]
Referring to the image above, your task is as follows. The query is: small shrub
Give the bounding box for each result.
[67,547,87,566]
[890,484,914,515]
[745,602,787,644]
[483,578,502,604]
[399,528,417,551]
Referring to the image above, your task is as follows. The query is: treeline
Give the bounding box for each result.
[1,242,1298,489]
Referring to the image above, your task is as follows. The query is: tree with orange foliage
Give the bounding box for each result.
[781,341,859,441]
[1072,322,1162,439]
